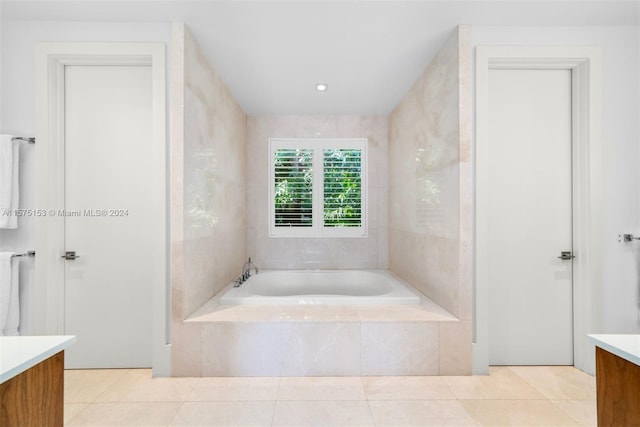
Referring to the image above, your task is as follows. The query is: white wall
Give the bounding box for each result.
[470,26,640,368]
[0,21,172,334]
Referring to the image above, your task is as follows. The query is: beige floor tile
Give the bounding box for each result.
[461,400,580,426]
[277,377,366,401]
[169,401,275,426]
[65,369,129,403]
[363,376,455,400]
[96,369,200,402]
[64,403,89,425]
[188,377,280,401]
[551,399,597,426]
[272,401,374,427]
[442,367,545,400]
[66,402,182,426]
[368,400,479,426]
[508,366,596,400]
[61,366,600,426]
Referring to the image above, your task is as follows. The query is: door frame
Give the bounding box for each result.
[474,45,603,375]
[34,42,170,375]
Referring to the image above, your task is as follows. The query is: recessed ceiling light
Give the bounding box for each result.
[316,83,328,92]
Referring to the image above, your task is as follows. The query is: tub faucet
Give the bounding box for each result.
[241,257,259,281]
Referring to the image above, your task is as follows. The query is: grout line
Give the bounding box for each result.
[365,399,378,426]
[546,398,597,426]
[504,366,556,400]
[274,376,282,401]
[268,400,278,427]
[63,402,91,426]
[166,401,186,427]
[359,376,369,403]
[66,368,131,404]
[440,375,459,400]
[269,376,282,426]
[182,376,202,402]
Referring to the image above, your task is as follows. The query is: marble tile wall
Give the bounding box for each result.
[174,295,464,377]
[170,24,471,376]
[191,320,452,377]
[457,26,473,333]
[389,26,472,374]
[171,23,247,374]
[246,116,388,269]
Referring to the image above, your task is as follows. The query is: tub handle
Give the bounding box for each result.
[557,251,574,260]
[61,251,80,260]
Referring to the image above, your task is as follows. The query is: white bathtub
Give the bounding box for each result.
[219,270,421,305]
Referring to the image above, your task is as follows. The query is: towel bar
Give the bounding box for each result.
[11,251,36,258]
[11,137,35,144]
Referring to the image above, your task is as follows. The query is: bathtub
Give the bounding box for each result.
[219,270,421,305]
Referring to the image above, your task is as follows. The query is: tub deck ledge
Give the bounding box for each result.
[186,289,458,323]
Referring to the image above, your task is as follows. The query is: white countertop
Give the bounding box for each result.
[589,334,640,366]
[0,335,76,383]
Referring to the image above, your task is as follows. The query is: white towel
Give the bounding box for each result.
[0,252,20,336]
[0,134,19,229]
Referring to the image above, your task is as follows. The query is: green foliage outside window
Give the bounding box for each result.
[273,147,363,229]
[323,149,362,227]
[274,149,313,226]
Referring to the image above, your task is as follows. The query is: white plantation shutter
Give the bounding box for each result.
[323,149,362,227]
[269,139,367,238]
[273,148,313,227]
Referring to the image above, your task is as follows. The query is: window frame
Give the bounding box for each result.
[268,138,368,238]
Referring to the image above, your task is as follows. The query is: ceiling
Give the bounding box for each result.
[2,1,638,115]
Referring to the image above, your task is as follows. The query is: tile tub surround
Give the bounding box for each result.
[388,27,472,374]
[169,284,471,377]
[389,26,471,320]
[169,26,473,377]
[171,24,247,375]
[171,27,247,324]
[246,115,389,270]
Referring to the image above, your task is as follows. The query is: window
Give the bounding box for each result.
[269,138,367,237]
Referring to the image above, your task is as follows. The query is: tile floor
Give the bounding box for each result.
[63,366,596,426]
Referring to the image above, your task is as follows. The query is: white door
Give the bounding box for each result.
[63,65,154,368]
[488,68,573,365]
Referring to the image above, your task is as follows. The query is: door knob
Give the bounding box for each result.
[61,251,80,260]
[558,251,574,260]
